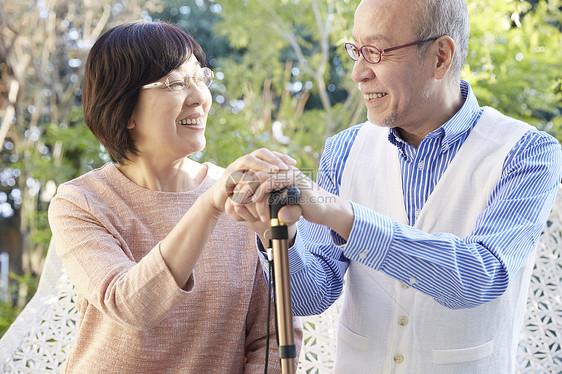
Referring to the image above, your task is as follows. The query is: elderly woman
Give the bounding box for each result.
[48,21,301,373]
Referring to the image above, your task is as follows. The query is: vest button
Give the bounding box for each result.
[398,316,408,326]
[393,354,404,363]
[400,282,409,289]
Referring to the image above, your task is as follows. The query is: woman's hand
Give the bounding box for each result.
[206,148,297,217]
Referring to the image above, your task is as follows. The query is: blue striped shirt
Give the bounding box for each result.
[286,80,562,315]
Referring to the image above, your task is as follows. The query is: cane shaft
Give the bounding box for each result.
[268,187,300,374]
[271,223,296,374]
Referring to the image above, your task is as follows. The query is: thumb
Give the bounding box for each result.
[277,205,302,225]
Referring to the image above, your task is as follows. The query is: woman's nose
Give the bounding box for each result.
[183,83,209,106]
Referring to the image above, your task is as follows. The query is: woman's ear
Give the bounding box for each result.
[127,120,136,130]
[433,36,455,80]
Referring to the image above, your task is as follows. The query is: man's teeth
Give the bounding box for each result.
[179,117,203,125]
[365,92,388,100]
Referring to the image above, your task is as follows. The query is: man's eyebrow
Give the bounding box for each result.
[352,33,391,46]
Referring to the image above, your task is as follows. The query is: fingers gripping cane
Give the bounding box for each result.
[268,186,301,374]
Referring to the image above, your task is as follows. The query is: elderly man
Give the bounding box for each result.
[227,0,562,373]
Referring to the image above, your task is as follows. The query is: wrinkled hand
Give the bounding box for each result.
[225,164,353,242]
[224,166,300,223]
[206,148,296,217]
[222,159,303,243]
[273,167,339,226]
[224,165,327,224]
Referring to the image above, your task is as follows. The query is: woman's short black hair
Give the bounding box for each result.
[82,21,207,164]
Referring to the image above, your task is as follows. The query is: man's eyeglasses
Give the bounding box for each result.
[345,37,439,64]
[142,67,214,93]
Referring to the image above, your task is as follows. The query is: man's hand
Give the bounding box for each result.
[206,148,296,218]
[225,165,355,242]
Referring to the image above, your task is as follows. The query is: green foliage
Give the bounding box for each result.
[11,121,106,187]
[9,272,39,302]
[149,0,233,70]
[5,109,108,250]
[202,0,361,168]
[465,0,562,140]
[0,272,38,337]
[42,115,110,184]
[0,301,21,337]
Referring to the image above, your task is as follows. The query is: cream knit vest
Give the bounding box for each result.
[336,107,533,374]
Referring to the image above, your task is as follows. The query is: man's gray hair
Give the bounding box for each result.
[414,0,470,83]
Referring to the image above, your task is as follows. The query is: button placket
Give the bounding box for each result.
[391,281,415,373]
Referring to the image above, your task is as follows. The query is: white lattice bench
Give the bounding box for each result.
[1,189,561,373]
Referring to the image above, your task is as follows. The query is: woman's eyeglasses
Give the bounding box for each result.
[142,67,214,93]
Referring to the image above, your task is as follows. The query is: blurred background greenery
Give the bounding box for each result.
[0,0,560,336]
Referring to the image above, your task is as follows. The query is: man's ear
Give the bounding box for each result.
[433,36,455,80]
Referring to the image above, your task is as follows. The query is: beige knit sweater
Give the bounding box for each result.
[48,162,301,373]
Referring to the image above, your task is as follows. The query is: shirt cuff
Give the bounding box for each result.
[255,231,307,275]
[340,202,394,269]
[287,231,307,274]
[255,235,270,270]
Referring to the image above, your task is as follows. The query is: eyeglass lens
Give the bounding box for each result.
[345,43,381,64]
[167,68,213,92]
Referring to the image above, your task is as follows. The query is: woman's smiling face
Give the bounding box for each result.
[128,54,213,162]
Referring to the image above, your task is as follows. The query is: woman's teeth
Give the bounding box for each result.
[365,92,388,100]
[179,117,203,126]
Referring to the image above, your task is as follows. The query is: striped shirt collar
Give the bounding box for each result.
[388,80,481,153]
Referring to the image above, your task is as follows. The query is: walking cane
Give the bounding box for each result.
[268,186,301,374]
